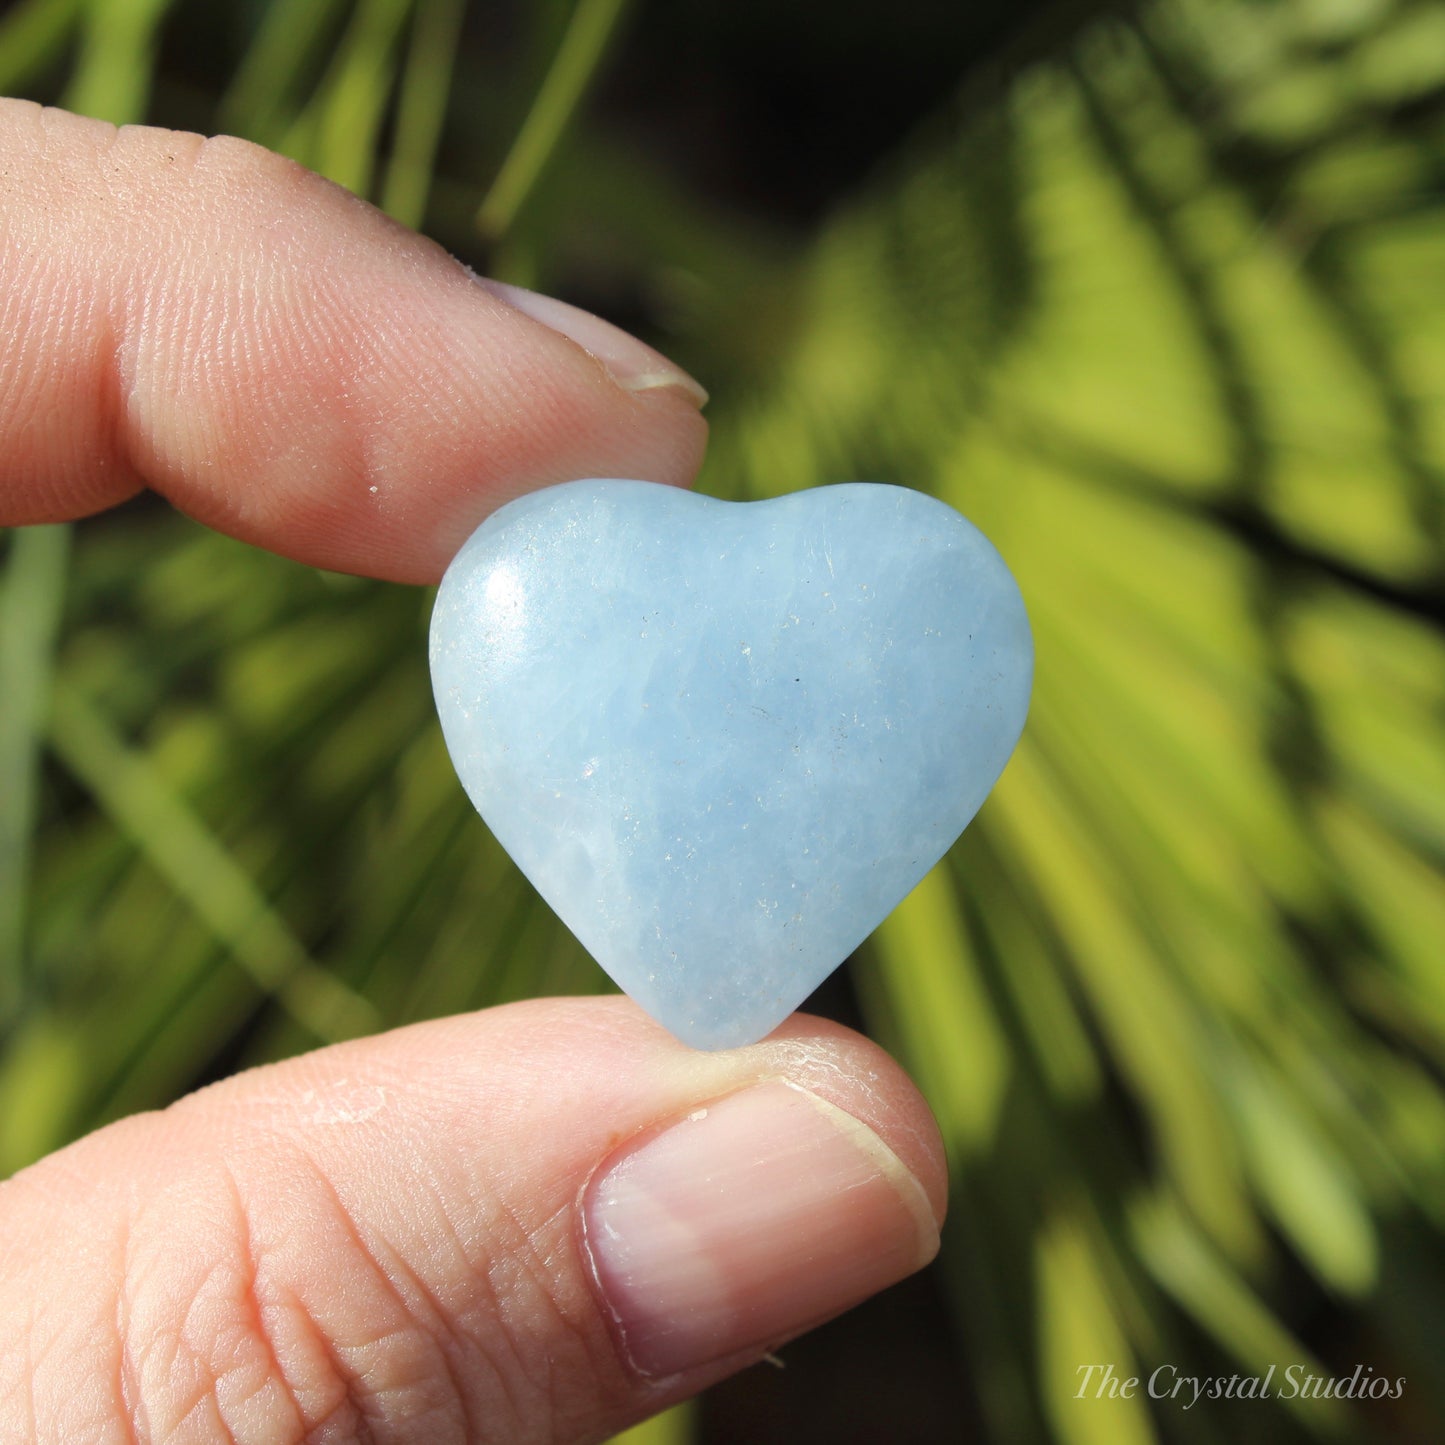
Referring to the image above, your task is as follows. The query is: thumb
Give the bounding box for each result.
[0,998,945,1443]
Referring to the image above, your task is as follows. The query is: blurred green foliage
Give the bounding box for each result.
[2,0,1444,1440]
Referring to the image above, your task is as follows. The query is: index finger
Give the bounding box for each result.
[0,101,708,583]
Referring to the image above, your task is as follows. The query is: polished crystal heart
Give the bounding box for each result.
[430,479,1032,1049]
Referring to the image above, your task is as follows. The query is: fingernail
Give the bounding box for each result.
[476,278,708,407]
[582,1080,940,1378]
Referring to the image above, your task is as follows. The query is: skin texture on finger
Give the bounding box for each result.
[0,101,707,583]
[0,998,945,1445]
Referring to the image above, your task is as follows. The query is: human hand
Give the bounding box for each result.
[0,102,946,1443]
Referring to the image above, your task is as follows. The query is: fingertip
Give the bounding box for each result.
[562,1005,943,1378]
[474,279,709,409]
[764,1011,951,1230]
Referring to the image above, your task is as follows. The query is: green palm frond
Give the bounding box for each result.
[701,1,1445,1436]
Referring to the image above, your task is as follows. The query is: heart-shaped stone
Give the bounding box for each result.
[430,479,1032,1049]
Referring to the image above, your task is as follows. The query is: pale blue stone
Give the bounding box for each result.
[430,480,1032,1050]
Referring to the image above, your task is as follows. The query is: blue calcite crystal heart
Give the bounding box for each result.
[430,480,1032,1049]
